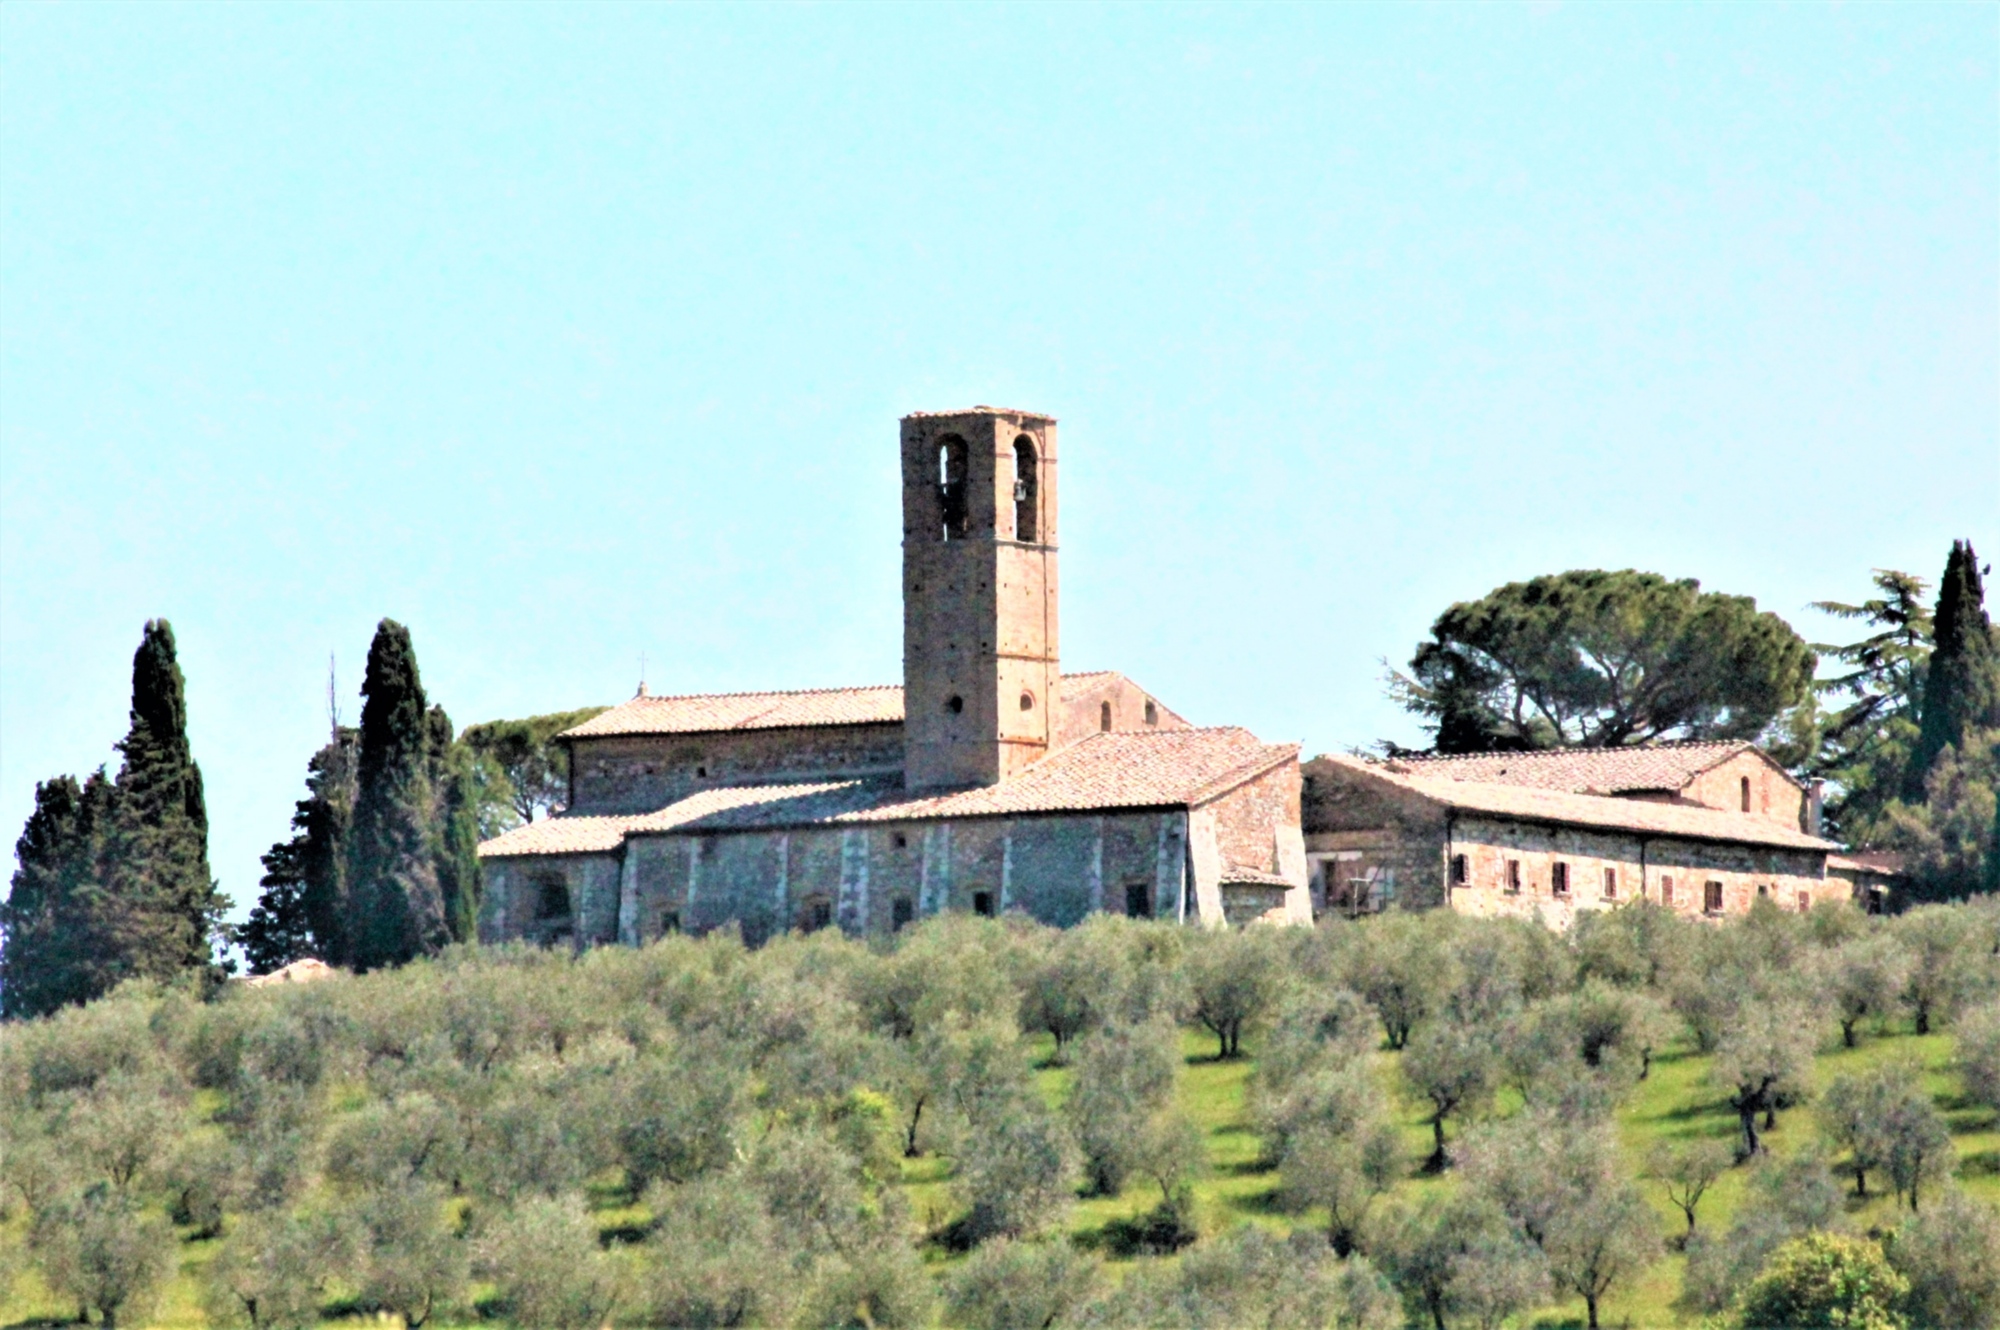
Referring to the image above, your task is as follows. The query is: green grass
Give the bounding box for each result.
[4,1019,1992,1329]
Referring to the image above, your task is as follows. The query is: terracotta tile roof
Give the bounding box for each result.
[481,728,1296,858]
[1827,850,1905,876]
[1220,866,1293,887]
[1311,754,1836,852]
[563,672,1129,739]
[562,685,905,738]
[1390,741,1763,795]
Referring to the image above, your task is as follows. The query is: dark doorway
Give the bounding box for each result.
[972,891,994,917]
[892,897,914,931]
[1125,880,1152,918]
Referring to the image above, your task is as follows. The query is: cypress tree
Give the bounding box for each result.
[0,771,117,1018]
[1904,541,2000,799]
[298,728,360,966]
[103,619,228,986]
[249,727,359,970]
[426,705,484,944]
[348,620,447,969]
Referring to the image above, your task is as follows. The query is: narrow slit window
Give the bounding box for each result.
[1552,862,1570,896]
[1100,701,1112,732]
[1144,700,1158,726]
[1603,867,1617,899]
[1505,859,1522,894]
[1740,776,1752,812]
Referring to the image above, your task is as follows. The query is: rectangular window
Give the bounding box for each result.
[1603,867,1617,899]
[1661,875,1675,906]
[1505,859,1522,893]
[1705,880,1724,914]
[1552,862,1570,896]
[1450,854,1469,886]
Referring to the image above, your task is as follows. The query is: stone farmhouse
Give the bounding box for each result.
[476,408,1312,946]
[1300,743,1876,924]
[478,406,1883,944]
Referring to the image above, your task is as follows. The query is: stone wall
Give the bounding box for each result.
[1301,759,1451,914]
[567,723,904,815]
[1055,674,1188,747]
[1444,815,1829,924]
[607,808,1191,945]
[479,852,623,948]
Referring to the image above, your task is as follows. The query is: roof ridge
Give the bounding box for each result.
[625,682,903,705]
[1401,738,1751,762]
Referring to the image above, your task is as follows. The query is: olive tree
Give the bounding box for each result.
[1712,998,1818,1156]
[1065,1018,1178,1195]
[1958,998,2000,1119]
[474,1194,626,1330]
[1888,1186,2000,1330]
[202,1209,353,1330]
[945,1238,1103,1330]
[1401,1018,1499,1172]
[1184,924,1288,1060]
[1827,930,1909,1047]
[1374,1191,1549,1330]
[29,1182,176,1330]
[1644,1137,1734,1242]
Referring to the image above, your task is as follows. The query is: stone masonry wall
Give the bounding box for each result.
[609,809,1190,945]
[1445,815,1831,925]
[479,852,623,949]
[568,723,905,815]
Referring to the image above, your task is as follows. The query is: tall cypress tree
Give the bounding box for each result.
[1905,541,2000,799]
[0,771,118,1018]
[102,619,228,986]
[348,620,447,969]
[426,705,484,945]
[248,727,358,970]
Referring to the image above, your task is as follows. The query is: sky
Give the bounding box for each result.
[2,2,1994,923]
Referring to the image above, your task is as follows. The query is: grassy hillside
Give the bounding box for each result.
[2,905,1996,1328]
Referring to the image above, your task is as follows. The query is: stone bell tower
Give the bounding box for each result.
[901,407,1059,791]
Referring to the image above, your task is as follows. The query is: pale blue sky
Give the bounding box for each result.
[2,2,1994,920]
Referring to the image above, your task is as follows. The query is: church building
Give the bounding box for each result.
[476,408,1312,946]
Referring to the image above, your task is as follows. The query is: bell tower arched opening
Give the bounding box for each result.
[939,435,969,540]
[1012,437,1038,542]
